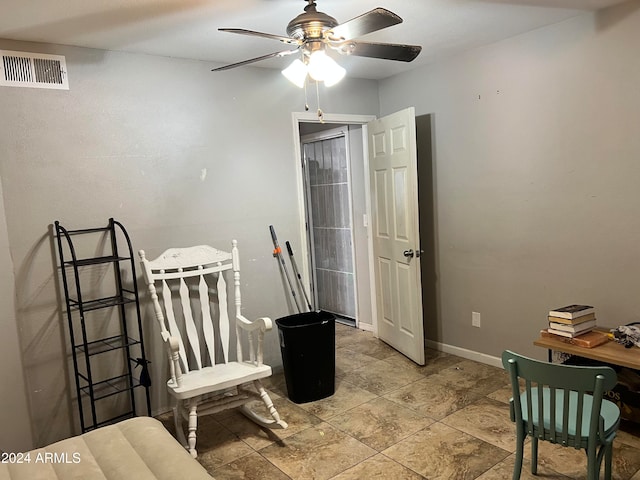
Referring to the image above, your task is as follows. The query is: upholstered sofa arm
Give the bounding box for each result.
[0,417,213,480]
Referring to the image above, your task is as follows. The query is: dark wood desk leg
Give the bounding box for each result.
[547,348,552,363]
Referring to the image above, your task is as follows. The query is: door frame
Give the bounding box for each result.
[291,112,376,332]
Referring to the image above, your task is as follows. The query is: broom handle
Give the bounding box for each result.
[269,225,301,312]
[286,241,313,311]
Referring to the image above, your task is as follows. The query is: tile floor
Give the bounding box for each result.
[157,323,640,480]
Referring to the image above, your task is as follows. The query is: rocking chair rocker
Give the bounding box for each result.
[139,241,287,458]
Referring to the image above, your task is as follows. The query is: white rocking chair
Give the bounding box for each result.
[139,241,287,458]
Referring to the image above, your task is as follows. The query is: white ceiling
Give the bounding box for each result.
[0,0,627,80]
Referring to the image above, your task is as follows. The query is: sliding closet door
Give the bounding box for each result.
[302,127,356,321]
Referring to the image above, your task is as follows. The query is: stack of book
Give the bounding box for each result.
[547,304,596,338]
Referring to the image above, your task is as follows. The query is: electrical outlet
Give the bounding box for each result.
[472,311,481,328]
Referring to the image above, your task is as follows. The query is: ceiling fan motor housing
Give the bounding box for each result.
[286,2,338,41]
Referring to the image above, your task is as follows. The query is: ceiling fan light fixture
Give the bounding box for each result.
[323,62,346,87]
[282,58,308,88]
[307,50,345,86]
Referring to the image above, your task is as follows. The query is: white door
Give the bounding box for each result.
[367,107,425,365]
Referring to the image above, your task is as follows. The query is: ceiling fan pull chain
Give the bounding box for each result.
[304,79,310,111]
[315,81,324,123]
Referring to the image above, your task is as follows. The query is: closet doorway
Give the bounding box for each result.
[300,127,356,324]
[295,113,376,332]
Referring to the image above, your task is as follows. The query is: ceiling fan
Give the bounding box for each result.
[212,0,422,85]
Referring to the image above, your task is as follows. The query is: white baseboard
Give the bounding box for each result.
[425,339,503,369]
[356,322,374,333]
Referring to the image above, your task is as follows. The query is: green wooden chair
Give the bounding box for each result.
[501,350,621,480]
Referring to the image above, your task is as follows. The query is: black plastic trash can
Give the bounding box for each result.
[275,310,335,404]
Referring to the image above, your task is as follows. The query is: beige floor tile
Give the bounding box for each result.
[381,348,465,377]
[618,421,640,449]
[296,378,378,421]
[475,453,572,479]
[329,453,425,479]
[524,438,640,480]
[335,331,398,360]
[212,397,323,450]
[261,372,290,399]
[335,346,379,375]
[441,396,516,452]
[335,322,363,337]
[195,422,255,471]
[609,443,640,480]
[259,422,375,480]
[211,451,291,480]
[338,359,426,396]
[434,359,510,396]
[383,422,510,479]
[328,397,435,451]
[211,410,282,451]
[485,383,514,404]
[334,326,374,347]
[384,374,483,420]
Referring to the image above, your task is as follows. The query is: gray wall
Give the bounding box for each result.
[379,1,640,360]
[0,179,33,452]
[0,39,379,449]
[4,0,640,451]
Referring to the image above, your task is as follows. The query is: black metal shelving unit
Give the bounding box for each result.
[54,218,151,433]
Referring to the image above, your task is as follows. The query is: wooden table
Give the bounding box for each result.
[534,330,640,370]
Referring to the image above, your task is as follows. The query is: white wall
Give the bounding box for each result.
[379,0,640,360]
[0,39,379,448]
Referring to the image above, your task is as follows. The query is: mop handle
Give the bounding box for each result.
[269,225,301,312]
[285,240,313,311]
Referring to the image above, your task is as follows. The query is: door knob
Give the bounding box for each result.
[403,249,414,258]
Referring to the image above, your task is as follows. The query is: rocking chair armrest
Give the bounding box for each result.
[163,334,183,387]
[236,314,273,332]
[167,336,181,353]
[161,332,181,355]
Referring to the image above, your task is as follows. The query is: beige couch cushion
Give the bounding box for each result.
[0,417,212,480]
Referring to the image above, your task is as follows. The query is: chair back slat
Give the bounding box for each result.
[161,277,188,372]
[561,388,570,445]
[575,389,585,441]
[232,243,244,363]
[536,382,544,438]
[549,386,557,439]
[217,268,230,364]
[591,375,608,437]
[179,276,203,370]
[198,272,216,365]
[525,380,534,435]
